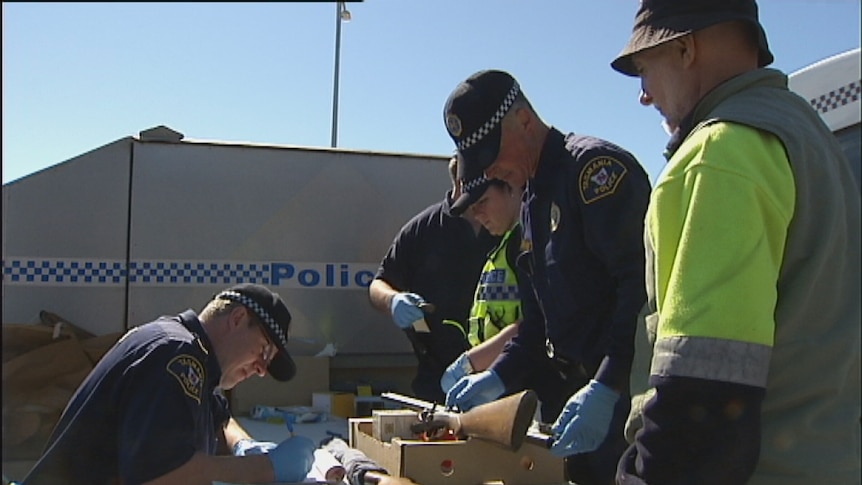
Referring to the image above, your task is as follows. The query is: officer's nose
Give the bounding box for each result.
[639,88,653,106]
[252,359,267,377]
[484,166,498,180]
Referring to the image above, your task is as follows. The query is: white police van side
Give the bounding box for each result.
[789,47,861,188]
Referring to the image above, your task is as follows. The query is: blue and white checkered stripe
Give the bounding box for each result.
[3,258,377,289]
[215,290,288,348]
[457,82,520,151]
[479,284,520,301]
[809,80,861,114]
[2,258,127,285]
[2,258,269,286]
[128,261,270,285]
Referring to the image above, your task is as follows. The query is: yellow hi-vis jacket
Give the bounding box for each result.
[468,224,521,346]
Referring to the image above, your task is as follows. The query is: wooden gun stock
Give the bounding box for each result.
[382,390,539,451]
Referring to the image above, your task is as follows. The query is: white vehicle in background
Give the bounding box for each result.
[788,47,861,188]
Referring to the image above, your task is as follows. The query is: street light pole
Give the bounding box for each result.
[331,2,350,148]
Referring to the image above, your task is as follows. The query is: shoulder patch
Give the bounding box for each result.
[166,354,205,404]
[579,156,628,204]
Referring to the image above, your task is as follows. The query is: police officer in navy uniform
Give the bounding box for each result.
[369,156,500,404]
[24,284,316,485]
[443,70,650,485]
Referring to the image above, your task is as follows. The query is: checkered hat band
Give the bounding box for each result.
[463,174,489,191]
[457,82,521,151]
[217,290,288,348]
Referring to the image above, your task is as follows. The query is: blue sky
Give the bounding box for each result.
[3,1,860,185]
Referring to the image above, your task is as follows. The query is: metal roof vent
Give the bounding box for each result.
[138,125,184,143]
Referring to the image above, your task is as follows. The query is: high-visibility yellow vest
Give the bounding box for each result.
[468,225,521,346]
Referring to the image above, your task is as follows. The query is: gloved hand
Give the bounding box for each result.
[389,292,426,329]
[267,435,316,483]
[440,352,474,394]
[233,438,278,456]
[444,370,505,411]
[550,379,619,457]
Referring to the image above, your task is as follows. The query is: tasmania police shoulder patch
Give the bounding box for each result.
[579,156,628,204]
[166,354,205,404]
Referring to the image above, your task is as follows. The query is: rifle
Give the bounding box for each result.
[380,390,553,451]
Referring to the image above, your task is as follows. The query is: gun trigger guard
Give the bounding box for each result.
[419,407,435,423]
[410,419,449,437]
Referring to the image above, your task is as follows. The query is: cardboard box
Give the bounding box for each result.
[312,391,355,419]
[230,356,329,415]
[372,409,419,442]
[2,326,119,462]
[349,418,567,485]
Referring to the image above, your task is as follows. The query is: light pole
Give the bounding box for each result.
[331,1,351,148]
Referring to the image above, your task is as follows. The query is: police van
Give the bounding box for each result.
[788,47,861,188]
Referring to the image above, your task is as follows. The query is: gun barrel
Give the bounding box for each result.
[381,392,439,411]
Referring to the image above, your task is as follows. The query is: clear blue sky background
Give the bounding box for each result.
[3,1,860,185]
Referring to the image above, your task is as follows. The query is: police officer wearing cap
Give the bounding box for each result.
[24,284,316,485]
[611,1,861,483]
[369,156,500,404]
[440,177,525,395]
[442,70,651,485]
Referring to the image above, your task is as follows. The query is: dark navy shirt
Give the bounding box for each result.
[493,128,650,417]
[375,190,499,403]
[24,310,227,485]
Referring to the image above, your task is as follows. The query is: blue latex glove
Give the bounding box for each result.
[445,370,505,411]
[389,292,426,329]
[550,379,619,457]
[440,352,474,394]
[267,435,316,483]
[233,438,278,456]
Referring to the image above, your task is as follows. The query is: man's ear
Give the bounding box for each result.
[228,306,246,329]
[677,34,697,68]
[515,106,532,131]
